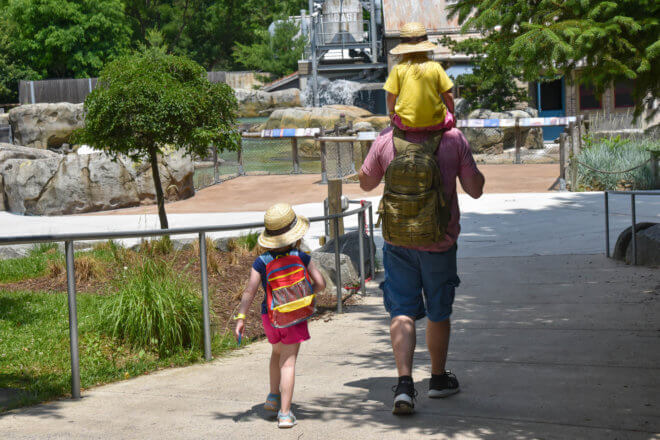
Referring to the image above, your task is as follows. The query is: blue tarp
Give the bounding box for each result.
[445,64,474,79]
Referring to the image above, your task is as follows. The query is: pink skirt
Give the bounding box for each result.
[392,111,455,132]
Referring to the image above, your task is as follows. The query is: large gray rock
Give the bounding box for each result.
[624,224,660,266]
[0,147,194,215]
[8,103,84,149]
[310,251,359,294]
[0,142,59,162]
[234,88,301,117]
[613,222,657,261]
[317,231,374,277]
[463,108,544,154]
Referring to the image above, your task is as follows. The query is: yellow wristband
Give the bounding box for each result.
[233,313,246,320]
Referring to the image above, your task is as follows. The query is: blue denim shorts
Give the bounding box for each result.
[381,243,460,322]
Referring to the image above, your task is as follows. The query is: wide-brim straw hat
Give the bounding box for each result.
[390,22,437,55]
[258,203,310,249]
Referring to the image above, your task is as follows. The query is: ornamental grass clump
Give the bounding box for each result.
[99,259,203,355]
[576,136,657,191]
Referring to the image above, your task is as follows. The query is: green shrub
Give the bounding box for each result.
[576,136,657,191]
[235,231,260,251]
[98,259,203,355]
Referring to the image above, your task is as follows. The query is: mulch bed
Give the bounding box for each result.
[1,244,360,340]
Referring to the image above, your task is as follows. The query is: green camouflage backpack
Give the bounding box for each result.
[378,128,450,246]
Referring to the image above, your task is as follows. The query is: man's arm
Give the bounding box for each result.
[459,170,485,199]
[441,91,455,114]
[359,169,381,191]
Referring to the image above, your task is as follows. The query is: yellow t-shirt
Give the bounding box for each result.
[383,60,454,128]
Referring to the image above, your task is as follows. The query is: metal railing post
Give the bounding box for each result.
[291,138,300,174]
[604,191,610,258]
[237,138,245,176]
[65,240,81,399]
[320,129,328,184]
[213,147,219,184]
[368,204,375,278]
[631,194,637,265]
[199,232,212,360]
[357,211,366,296]
[333,217,342,313]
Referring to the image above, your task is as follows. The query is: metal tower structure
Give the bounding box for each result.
[307,0,385,107]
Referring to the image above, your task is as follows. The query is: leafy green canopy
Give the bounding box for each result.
[122,0,308,71]
[449,0,660,118]
[4,0,132,78]
[440,35,528,112]
[76,49,239,229]
[76,49,239,161]
[233,19,307,80]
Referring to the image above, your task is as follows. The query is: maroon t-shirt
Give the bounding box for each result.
[361,127,479,252]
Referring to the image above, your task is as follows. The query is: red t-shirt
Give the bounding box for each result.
[361,127,480,252]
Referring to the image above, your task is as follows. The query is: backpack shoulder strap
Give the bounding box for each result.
[391,128,417,156]
[259,252,274,266]
[421,130,446,156]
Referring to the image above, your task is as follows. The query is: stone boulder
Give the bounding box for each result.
[0,142,59,162]
[263,105,388,157]
[234,88,301,117]
[316,231,375,278]
[8,103,84,149]
[0,146,194,215]
[264,105,374,130]
[462,108,544,154]
[622,224,660,266]
[311,251,359,294]
[612,222,657,261]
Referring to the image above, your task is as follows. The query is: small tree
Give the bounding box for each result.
[76,49,239,229]
[440,35,528,112]
[448,0,660,119]
[233,18,307,81]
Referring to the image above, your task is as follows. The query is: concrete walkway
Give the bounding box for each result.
[1,254,658,439]
[2,192,659,258]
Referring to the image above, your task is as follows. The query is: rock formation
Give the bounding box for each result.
[8,103,84,149]
[0,144,194,215]
[235,88,301,117]
[462,108,544,154]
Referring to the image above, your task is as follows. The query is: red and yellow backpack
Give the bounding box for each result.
[260,250,316,328]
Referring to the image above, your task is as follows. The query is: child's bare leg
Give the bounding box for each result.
[270,343,282,395]
[278,342,300,414]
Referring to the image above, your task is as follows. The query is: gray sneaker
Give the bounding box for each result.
[428,371,460,398]
[392,380,417,415]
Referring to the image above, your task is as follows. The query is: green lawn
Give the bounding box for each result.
[0,243,244,410]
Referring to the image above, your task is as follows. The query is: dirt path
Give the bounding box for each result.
[95,164,559,215]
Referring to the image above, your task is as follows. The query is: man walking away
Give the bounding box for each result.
[359,126,484,415]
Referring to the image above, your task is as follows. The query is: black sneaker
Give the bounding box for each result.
[392,379,417,415]
[429,371,460,398]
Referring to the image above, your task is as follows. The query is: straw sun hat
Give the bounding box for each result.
[390,22,437,55]
[258,203,310,249]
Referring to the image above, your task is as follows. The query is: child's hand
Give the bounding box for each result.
[234,320,244,341]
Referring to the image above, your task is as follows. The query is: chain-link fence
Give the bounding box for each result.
[193,135,365,190]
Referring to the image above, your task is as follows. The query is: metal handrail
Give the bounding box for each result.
[604,190,660,265]
[0,201,374,400]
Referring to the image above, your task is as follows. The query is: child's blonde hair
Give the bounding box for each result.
[268,239,302,254]
[397,52,433,80]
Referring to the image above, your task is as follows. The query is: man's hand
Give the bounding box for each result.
[359,169,381,191]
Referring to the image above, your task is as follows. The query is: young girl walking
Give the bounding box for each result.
[234,203,325,429]
[384,22,456,133]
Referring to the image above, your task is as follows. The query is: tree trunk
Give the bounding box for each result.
[149,147,169,229]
